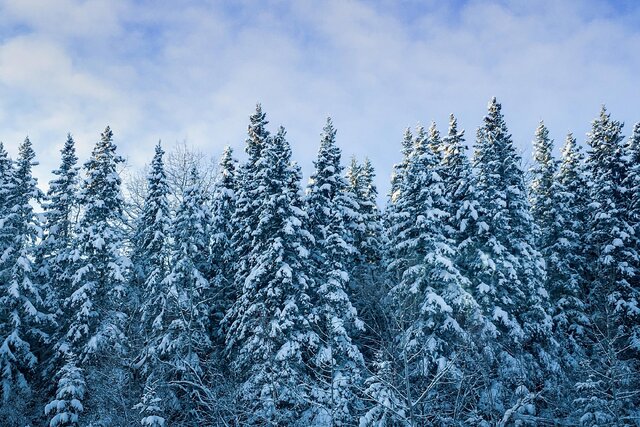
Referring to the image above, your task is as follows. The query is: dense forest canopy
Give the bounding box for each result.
[0,98,638,426]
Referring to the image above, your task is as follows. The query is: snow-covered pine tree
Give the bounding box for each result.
[359,352,408,427]
[385,125,425,289]
[36,134,82,425]
[345,157,385,359]
[227,105,271,333]
[150,166,213,424]
[625,122,640,280]
[575,108,640,424]
[384,123,479,424]
[304,118,365,425]
[529,121,559,251]
[470,98,552,423]
[0,143,14,257]
[550,133,589,345]
[440,114,480,270]
[0,138,50,422]
[541,133,591,422]
[427,121,443,159]
[47,127,132,426]
[130,143,172,425]
[224,125,317,425]
[388,128,414,205]
[209,146,238,341]
[37,134,80,313]
[44,353,85,427]
[131,142,171,307]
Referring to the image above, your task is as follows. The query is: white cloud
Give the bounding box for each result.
[0,0,638,198]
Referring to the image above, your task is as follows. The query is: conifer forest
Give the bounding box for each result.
[1,98,639,426]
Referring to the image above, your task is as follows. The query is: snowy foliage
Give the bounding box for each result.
[305,118,365,424]
[0,101,637,424]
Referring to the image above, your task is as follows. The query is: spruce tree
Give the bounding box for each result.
[545,133,591,421]
[305,118,365,424]
[0,138,49,420]
[228,105,270,330]
[550,134,589,343]
[209,146,238,340]
[131,143,173,425]
[529,121,559,251]
[576,107,640,424]
[471,98,552,423]
[384,123,479,424]
[131,143,171,304]
[224,126,317,425]
[37,134,81,425]
[346,157,385,358]
[47,127,132,426]
[440,114,480,269]
[0,143,13,258]
[388,128,414,204]
[151,166,213,424]
[38,134,80,313]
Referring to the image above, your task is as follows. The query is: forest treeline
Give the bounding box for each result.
[0,98,638,426]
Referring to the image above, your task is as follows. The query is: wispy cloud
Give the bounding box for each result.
[0,0,638,196]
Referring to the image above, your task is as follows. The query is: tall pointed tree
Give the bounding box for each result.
[346,157,385,357]
[575,108,640,424]
[150,166,213,424]
[228,105,271,330]
[529,121,559,251]
[470,98,552,423]
[47,127,131,426]
[209,146,238,340]
[38,135,80,313]
[130,143,172,425]
[0,143,13,256]
[547,133,590,347]
[0,138,49,419]
[37,135,81,425]
[224,125,317,425]
[440,114,480,269]
[305,118,365,424]
[384,123,479,424]
[388,128,414,204]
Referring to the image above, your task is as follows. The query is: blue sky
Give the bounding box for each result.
[0,0,639,198]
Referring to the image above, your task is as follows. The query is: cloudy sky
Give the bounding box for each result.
[0,0,639,198]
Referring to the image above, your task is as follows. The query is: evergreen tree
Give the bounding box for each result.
[470,98,552,423]
[388,128,414,204]
[529,121,559,250]
[228,105,271,334]
[0,138,49,419]
[549,134,590,360]
[44,354,85,427]
[0,143,14,259]
[576,107,640,423]
[47,127,132,426]
[224,125,317,425]
[440,114,481,270]
[209,146,238,340]
[359,352,408,427]
[37,134,81,425]
[150,166,213,424]
[131,143,173,425]
[346,157,385,358]
[38,134,80,313]
[305,118,365,424]
[384,123,479,423]
[131,143,171,303]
